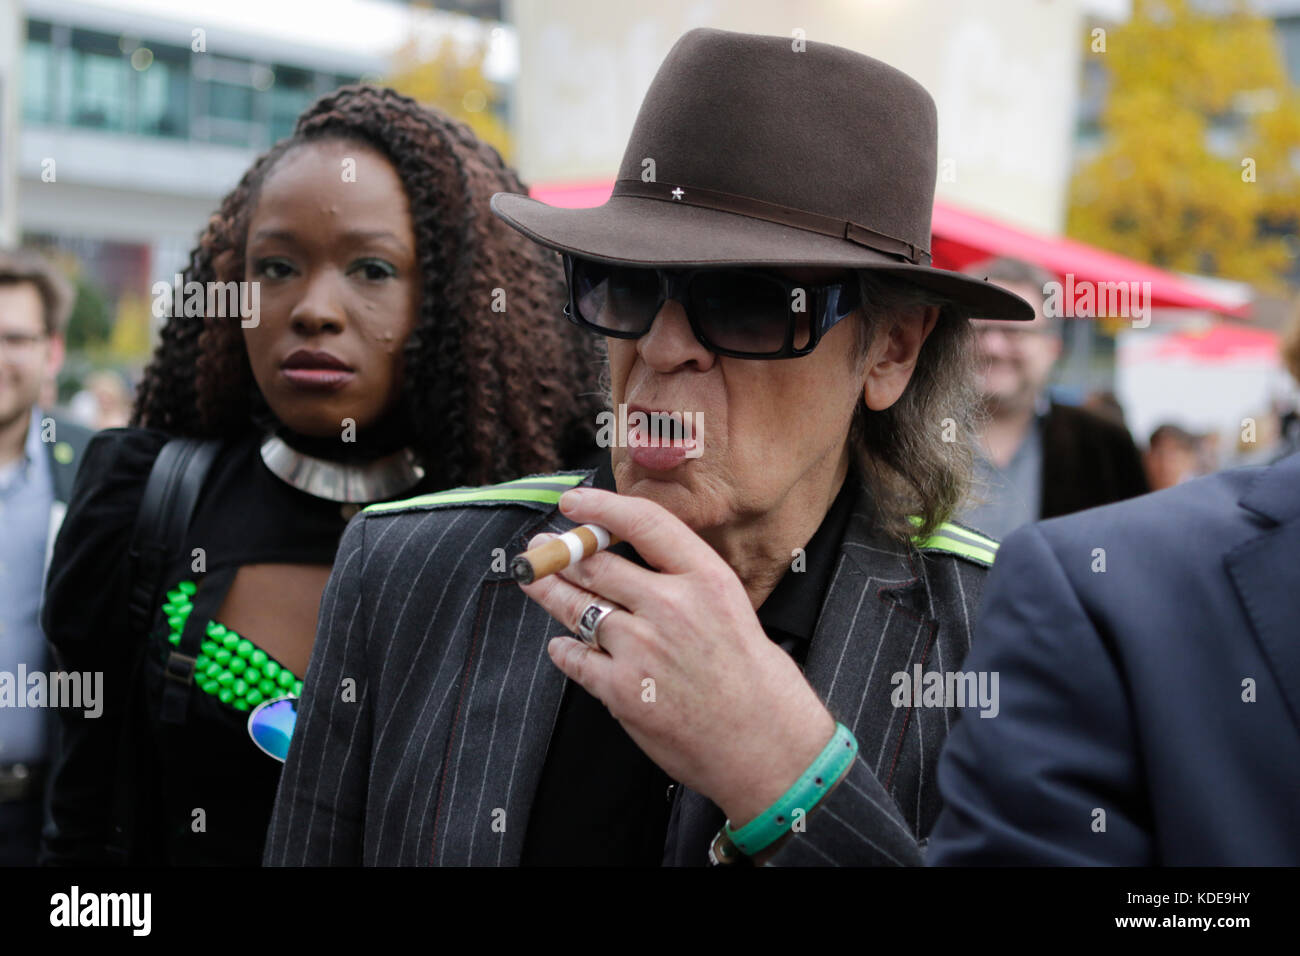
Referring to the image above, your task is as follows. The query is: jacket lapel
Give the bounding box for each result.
[801,498,941,835]
[1226,453,1300,736]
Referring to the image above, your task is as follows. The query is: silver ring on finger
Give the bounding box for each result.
[576,599,619,651]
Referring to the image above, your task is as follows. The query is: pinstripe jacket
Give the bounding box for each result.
[263,468,997,866]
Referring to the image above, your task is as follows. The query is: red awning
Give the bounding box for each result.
[527,181,1252,318]
[1129,322,1279,363]
[930,202,1250,317]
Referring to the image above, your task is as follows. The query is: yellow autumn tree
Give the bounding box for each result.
[107,292,153,362]
[1068,0,1297,289]
[383,8,512,161]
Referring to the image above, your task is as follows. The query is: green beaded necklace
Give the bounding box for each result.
[163,580,303,711]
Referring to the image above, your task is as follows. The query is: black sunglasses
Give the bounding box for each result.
[562,255,861,359]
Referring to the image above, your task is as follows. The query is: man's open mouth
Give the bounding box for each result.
[630,410,694,446]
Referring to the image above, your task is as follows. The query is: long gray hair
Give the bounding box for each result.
[849,271,980,543]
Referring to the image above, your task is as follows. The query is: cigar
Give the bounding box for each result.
[511,524,621,584]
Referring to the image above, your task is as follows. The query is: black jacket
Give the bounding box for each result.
[36,415,92,797]
[1040,401,1149,520]
[265,470,998,866]
[40,428,435,866]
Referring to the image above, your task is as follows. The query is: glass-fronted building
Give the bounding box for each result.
[22,17,368,150]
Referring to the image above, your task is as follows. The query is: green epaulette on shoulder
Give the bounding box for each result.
[908,516,999,567]
[362,471,589,516]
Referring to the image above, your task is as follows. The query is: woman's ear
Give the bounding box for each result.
[861,305,939,411]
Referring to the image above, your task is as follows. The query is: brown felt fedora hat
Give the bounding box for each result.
[491,27,1033,321]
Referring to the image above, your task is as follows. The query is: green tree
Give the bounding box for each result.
[383,14,512,160]
[64,273,113,351]
[1068,0,1298,289]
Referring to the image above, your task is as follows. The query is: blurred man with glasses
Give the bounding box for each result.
[0,248,92,864]
[959,257,1148,540]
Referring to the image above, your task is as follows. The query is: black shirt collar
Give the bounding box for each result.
[754,472,857,654]
[591,455,617,493]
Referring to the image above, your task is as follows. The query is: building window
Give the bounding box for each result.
[270,65,316,143]
[195,56,263,147]
[209,80,254,123]
[134,44,191,138]
[65,28,130,130]
[23,21,55,123]
[23,17,364,149]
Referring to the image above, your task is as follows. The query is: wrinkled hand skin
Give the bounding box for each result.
[519,486,841,833]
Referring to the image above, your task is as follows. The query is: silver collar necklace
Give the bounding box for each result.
[259,434,426,504]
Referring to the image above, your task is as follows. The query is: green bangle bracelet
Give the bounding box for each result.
[717,722,858,859]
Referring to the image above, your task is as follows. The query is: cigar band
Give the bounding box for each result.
[561,524,611,564]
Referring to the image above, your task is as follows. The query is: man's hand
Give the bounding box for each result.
[518,486,838,828]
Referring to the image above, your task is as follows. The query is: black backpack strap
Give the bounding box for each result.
[159,563,236,724]
[110,436,221,863]
[127,438,222,638]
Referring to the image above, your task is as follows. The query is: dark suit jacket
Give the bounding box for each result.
[1040,402,1148,520]
[929,451,1300,864]
[264,469,995,866]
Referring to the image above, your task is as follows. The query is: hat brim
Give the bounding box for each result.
[491,192,1035,322]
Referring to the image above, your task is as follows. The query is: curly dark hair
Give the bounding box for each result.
[133,85,604,487]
